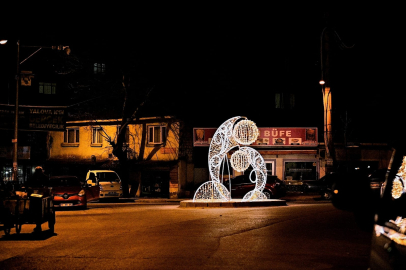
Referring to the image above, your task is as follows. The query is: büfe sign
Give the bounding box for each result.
[193,127,318,147]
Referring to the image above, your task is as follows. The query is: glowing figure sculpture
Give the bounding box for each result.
[392,156,406,199]
[193,116,268,202]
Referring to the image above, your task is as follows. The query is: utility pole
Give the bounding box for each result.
[12,40,20,182]
[320,26,335,172]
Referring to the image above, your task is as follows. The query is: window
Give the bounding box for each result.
[92,127,103,144]
[275,93,283,109]
[94,63,105,74]
[39,82,56,94]
[64,128,79,144]
[148,125,167,145]
[275,93,295,109]
[284,161,318,181]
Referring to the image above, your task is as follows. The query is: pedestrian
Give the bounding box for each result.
[24,166,49,189]
[24,166,49,234]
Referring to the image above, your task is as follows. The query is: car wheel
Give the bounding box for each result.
[263,190,272,199]
[322,191,333,200]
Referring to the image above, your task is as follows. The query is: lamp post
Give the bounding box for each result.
[9,40,70,183]
[320,27,334,170]
[12,40,20,182]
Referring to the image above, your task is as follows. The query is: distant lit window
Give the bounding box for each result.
[39,82,56,94]
[94,63,105,74]
[64,128,79,143]
[275,93,295,109]
[92,128,103,144]
[275,93,283,109]
[289,93,295,109]
[148,125,167,145]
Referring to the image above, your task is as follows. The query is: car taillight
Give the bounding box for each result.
[78,190,86,196]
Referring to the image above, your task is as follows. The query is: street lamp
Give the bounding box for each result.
[319,25,354,170]
[320,27,333,167]
[0,40,7,45]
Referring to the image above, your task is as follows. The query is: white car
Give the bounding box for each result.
[86,170,123,200]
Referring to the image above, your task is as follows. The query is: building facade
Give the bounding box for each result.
[192,126,393,193]
[46,116,191,199]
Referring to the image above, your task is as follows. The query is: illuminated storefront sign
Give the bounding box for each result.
[193,127,318,147]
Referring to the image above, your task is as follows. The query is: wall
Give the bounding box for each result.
[48,120,180,163]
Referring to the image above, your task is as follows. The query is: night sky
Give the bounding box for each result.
[2,4,403,141]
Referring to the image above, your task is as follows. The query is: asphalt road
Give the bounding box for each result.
[0,201,372,270]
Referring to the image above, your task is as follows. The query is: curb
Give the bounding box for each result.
[179,199,287,208]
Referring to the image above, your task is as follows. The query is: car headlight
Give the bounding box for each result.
[99,185,103,191]
[78,189,86,197]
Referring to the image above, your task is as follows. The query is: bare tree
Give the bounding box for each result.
[98,75,153,197]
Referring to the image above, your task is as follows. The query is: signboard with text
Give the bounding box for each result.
[193,127,318,147]
[0,146,31,159]
[0,104,67,131]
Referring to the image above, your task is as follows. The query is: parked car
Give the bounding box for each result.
[49,175,100,209]
[224,173,286,199]
[86,170,123,200]
[302,172,337,200]
[331,168,385,213]
[368,146,406,269]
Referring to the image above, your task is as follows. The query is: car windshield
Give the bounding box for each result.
[49,177,81,187]
[98,172,120,182]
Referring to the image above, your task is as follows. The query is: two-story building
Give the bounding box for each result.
[46,116,193,199]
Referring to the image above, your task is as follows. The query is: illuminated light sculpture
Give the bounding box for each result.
[193,116,268,202]
[230,150,251,172]
[233,119,259,145]
[392,156,406,199]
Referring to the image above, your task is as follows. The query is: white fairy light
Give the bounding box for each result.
[392,156,406,199]
[233,119,259,145]
[392,176,404,199]
[230,150,251,172]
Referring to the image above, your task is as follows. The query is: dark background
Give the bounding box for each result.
[1,4,403,143]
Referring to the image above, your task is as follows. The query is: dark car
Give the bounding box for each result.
[302,172,337,200]
[49,175,100,209]
[331,168,386,213]
[368,146,406,269]
[224,173,286,199]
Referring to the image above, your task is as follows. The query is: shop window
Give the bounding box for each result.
[63,128,79,144]
[148,125,167,145]
[284,161,317,181]
[39,82,56,94]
